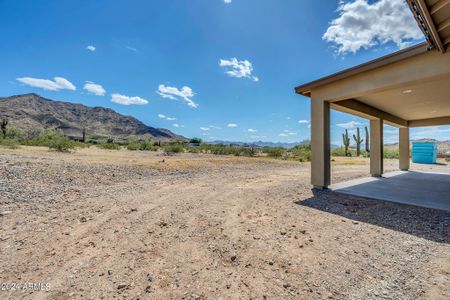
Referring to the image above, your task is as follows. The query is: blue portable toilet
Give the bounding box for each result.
[412,142,438,164]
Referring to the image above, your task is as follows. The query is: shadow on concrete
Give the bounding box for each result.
[330,171,450,212]
[295,188,450,244]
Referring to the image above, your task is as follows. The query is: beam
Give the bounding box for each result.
[415,0,446,53]
[332,99,408,128]
[430,0,450,15]
[444,36,450,45]
[437,17,450,32]
[409,116,450,127]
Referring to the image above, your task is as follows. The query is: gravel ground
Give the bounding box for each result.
[0,146,449,300]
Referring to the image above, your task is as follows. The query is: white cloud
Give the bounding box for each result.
[110,93,148,105]
[250,135,267,139]
[86,45,96,52]
[158,114,176,121]
[16,76,76,91]
[412,126,450,139]
[279,129,297,137]
[323,0,423,54]
[247,128,257,133]
[298,120,309,124]
[224,0,232,3]
[157,84,198,108]
[209,125,221,129]
[126,46,137,52]
[83,81,105,96]
[219,58,259,81]
[336,120,363,129]
[227,123,238,128]
[200,127,210,131]
[173,123,180,128]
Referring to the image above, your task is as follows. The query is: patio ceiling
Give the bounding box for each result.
[408,0,450,53]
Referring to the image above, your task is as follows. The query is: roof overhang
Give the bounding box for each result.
[295,42,430,97]
[407,0,450,53]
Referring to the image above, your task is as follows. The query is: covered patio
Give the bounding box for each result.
[295,0,450,210]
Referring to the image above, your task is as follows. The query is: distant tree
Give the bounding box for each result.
[353,128,364,156]
[365,126,370,153]
[342,129,350,156]
[1,118,8,138]
[190,137,202,145]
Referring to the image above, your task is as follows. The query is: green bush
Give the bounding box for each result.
[48,135,76,152]
[291,144,311,162]
[263,147,285,158]
[163,143,184,154]
[331,147,348,157]
[140,140,157,151]
[0,139,20,149]
[384,148,399,159]
[127,142,140,151]
[5,127,22,140]
[97,142,120,150]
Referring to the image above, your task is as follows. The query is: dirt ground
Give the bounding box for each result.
[1,146,449,300]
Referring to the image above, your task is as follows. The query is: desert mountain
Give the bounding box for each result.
[0,93,185,141]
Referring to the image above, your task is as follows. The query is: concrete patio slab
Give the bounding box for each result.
[330,171,450,212]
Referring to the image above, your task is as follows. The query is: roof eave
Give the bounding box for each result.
[294,42,431,97]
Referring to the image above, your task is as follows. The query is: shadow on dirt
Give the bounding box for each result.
[295,189,450,244]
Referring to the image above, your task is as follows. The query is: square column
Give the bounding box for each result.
[399,127,410,171]
[370,119,383,177]
[310,98,330,189]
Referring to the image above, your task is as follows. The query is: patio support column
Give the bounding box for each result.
[370,119,383,177]
[399,127,410,170]
[310,98,330,189]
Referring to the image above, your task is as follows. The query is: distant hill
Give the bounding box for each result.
[385,138,450,154]
[0,93,186,141]
[208,140,324,149]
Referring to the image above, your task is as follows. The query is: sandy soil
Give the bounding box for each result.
[0,146,449,300]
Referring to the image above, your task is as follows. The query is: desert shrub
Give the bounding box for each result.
[331,147,347,157]
[127,142,140,151]
[0,139,20,149]
[291,144,311,162]
[187,146,201,153]
[384,148,399,159]
[97,142,120,150]
[4,127,22,140]
[263,147,285,158]
[163,143,184,154]
[140,140,157,151]
[48,134,76,152]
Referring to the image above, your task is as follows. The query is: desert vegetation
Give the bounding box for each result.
[0,119,403,160]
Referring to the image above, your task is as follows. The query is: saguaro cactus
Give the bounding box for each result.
[1,118,8,138]
[353,127,364,156]
[365,126,370,153]
[342,129,350,156]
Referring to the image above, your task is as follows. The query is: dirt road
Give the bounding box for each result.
[1,147,449,299]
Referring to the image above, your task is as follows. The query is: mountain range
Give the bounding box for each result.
[0,93,185,141]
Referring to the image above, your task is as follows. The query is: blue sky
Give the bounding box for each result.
[1,0,449,144]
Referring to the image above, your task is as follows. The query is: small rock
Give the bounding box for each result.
[117,283,128,290]
[80,216,87,223]
[0,211,12,217]
[230,255,237,262]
